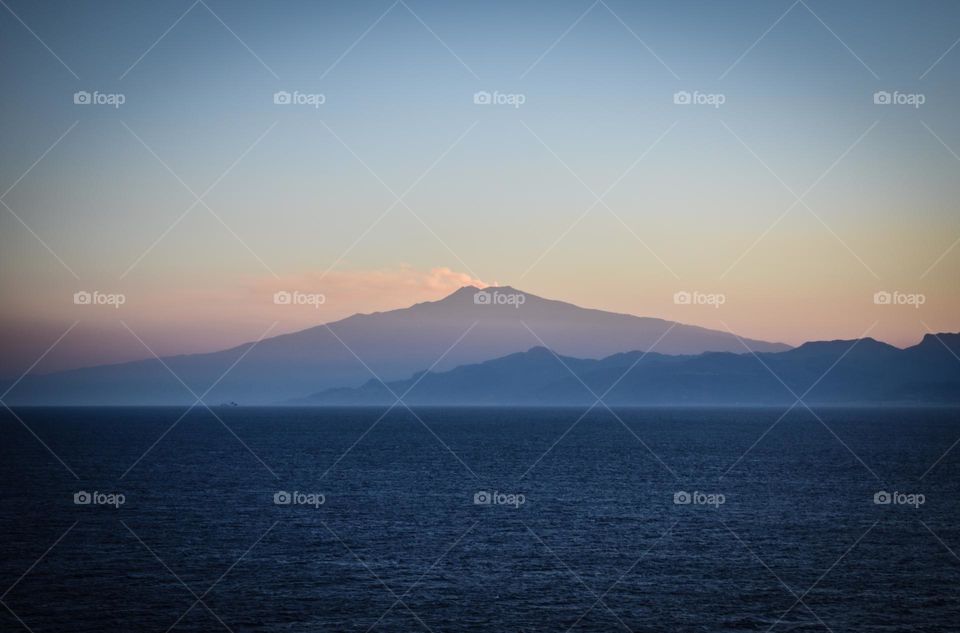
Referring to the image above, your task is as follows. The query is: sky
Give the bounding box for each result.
[1,0,959,376]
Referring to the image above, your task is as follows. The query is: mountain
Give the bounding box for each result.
[1,286,789,405]
[297,334,960,406]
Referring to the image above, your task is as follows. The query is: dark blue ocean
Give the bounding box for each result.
[2,407,959,632]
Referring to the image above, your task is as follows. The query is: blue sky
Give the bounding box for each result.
[2,0,960,373]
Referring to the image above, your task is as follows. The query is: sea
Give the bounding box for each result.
[1,406,958,632]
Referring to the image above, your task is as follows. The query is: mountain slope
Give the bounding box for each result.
[298,334,960,406]
[2,286,789,405]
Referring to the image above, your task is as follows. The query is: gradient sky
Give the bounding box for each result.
[2,0,960,376]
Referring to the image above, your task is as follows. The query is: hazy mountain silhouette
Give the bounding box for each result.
[298,333,960,406]
[2,286,789,405]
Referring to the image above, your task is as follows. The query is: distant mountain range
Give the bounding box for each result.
[297,334,960,406]
[2,286,790,405]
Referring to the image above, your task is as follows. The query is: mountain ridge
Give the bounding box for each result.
[2,285,792,405]
[296,333,960,406]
